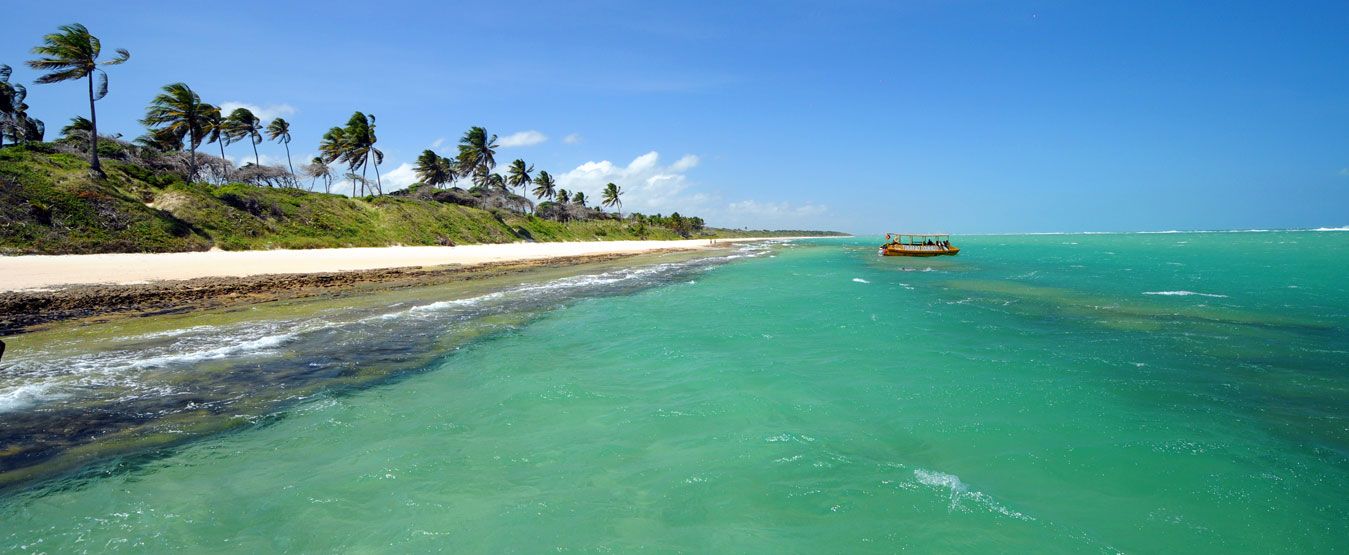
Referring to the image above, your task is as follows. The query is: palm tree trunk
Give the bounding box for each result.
[250,139,261,178]
[283,142,295,182]
[218,141,229,182]
[86,73,103,177]
[373,159,382,195]
[361,162,369,197]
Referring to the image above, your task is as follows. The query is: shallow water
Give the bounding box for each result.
[1,232,1347,552]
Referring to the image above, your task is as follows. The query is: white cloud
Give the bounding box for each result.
[378,163,418,192]
[431,137,446,149]
[219,101,296,122]
[557,151,709,214]
[725,200,828,217]
[709,200,831,230]
[498,130,548,148]
[226,152,292,168]
[563,133,583,145]
[669,154,700,172]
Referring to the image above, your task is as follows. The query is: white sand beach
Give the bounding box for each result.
[0,239,790,291]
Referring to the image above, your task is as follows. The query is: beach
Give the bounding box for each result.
[0,239,780,291]
[0,239,800,333]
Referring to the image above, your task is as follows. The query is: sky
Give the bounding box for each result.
[3,1,1347,233]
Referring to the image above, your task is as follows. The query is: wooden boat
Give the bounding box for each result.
[879,233,959,256]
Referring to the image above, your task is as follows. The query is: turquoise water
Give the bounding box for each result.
[2,232,1347,552]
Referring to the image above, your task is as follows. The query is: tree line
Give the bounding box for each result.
[0,23,732,231]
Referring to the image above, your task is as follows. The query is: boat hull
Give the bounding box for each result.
[880,247,960,257]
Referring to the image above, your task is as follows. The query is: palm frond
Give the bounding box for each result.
[93,70,108,101]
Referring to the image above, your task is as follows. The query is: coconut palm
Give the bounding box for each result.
[318,125,356,195]
[201,104,232,181]
[506,159,533,195]
[58,115,93,142]
[457,126,498,189]
[320,112,382,196]
[225,108,263,168]
[305,156,333,193]
[0,65,20,148]
[0,66,44,146]
[572,191,587,207]
[26,24,129,177]
[414,149,455,189]
[531,170,556,201]
[601,182,623,217]
[140,82,207,181]
[486,173,508,195]
[556,189,570,204]
[265,117,295,176]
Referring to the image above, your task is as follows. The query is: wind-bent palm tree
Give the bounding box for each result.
[486,173,508,195]
[601,182,623,217]
[320,112,382,196]
[26,24,129,177]
[457,126,498,189]
[265,117,295,177]
[0,65,44,146]
[364,114,383,194]
[318,125,356,195]
[414,149,455,189]
[572,191,587,207]
[200,104,233,181]
[225,108,263,168]
[0,65,20,148]
[531,170,556,202]
[58,115,93,142]
[141,82,207,181]
[506,159,533,195]
[556,189,570,204]
[306,156,333,193]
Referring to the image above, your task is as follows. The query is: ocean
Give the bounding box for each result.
[1,231,1346,552]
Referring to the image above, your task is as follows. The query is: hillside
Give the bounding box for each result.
[0,145,840,255]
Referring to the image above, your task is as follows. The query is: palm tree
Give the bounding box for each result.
[363,114,383,194]
[572,191,587,207]
[506,159,533,195]
[456,126,498,189]
[26,23,129,177]
[0,65,20,148]
[201,104,232,181]
[556,189,570,204]
[141,82,207,181]
[601,182,623,217]
[414,149,455,189]
[318,125,356,195]
[58,115,93,142]
[486,173,508,195]
[225,108,263,168]
[265,117,295,177]
[531,170,556,202]
[306,156,333,193]
[319,112,382,196]
[0,66,44,146]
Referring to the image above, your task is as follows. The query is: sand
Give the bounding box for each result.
[0,239,784,291]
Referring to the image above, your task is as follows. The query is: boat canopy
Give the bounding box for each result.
[885,233,950,245]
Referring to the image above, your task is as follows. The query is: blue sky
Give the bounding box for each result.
[3,1,1346,233]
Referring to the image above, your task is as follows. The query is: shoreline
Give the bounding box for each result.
[0,238,811,335]
[0,238,808,292]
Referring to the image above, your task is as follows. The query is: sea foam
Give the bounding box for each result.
[1143,290,1229,298]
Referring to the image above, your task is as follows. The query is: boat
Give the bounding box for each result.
[879,233,960,256]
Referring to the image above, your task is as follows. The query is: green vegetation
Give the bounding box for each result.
[0,146,701,254]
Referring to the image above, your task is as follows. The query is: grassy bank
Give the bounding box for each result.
[0,145,840,255]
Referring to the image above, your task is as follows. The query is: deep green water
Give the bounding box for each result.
[2,232,1347,552]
